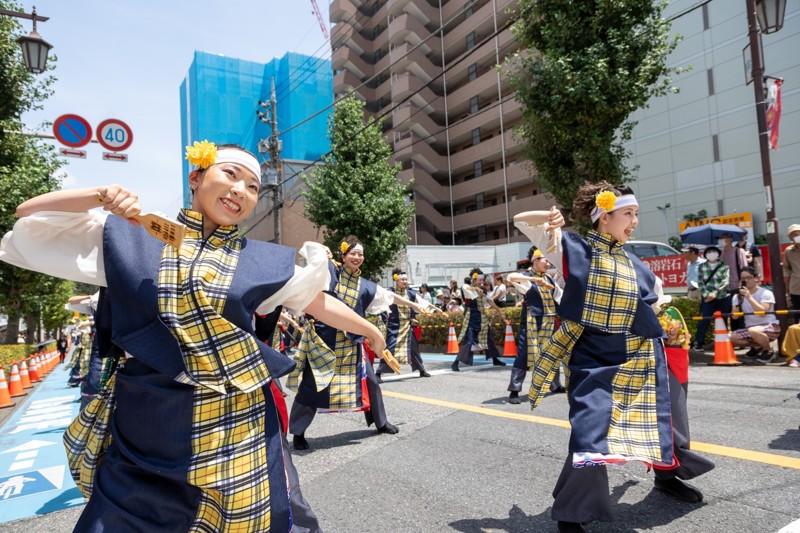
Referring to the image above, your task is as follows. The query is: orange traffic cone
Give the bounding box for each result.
[502,320,517,357]
[446,323,459,354]
[8,362,25,398]
[0,366,14,408]
[18,359,32,389]
[28,356,40,383]
[708,311,742,366]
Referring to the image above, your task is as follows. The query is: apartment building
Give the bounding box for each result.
[330,0,553,246]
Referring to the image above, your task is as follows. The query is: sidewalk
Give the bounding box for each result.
[0,360,83,524]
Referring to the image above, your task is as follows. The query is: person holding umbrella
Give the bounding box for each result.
[694,245,732,351]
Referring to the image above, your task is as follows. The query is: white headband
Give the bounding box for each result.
[350,243,364,253]
[590,194,639,223]
[214,148,261,180]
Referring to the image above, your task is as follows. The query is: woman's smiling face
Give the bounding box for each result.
[600,206,639,244]
[189,161,260,229]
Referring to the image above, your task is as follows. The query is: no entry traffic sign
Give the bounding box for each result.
[52,114,92,148]
[96,118,133,152]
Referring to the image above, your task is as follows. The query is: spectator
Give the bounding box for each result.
[783,224,800,324]
[780,323,800,367]
[684,246,705,299]
[447,296,464,313]
[731,267,781,364]
[418,283,434,305]
[491,275,508,307]
[449,279,460,301]
[719,233,748,291]
[737,239,763,279]
[434,289,448,311]
[694,245,731,350]
[57,336,68,364]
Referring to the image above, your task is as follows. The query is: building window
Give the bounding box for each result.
[702,3,710,30]
[468,64,478,81]
[707,68,715,96]
[374,49,383,63]
[371,2,380,15]
[476,193,484,210]
[373,25,383,39]
[477,226,486,242]
[465,0,475,19]
[466,32,476,50]
[472,128,481,146]
[712,134,720,162]
[473,160,483,177]
[470,95,480,114]
[466,204,477,213]
[493,231,500,240]
[490,199,497,207]
[513,228,520,237]
[510,194,518,202]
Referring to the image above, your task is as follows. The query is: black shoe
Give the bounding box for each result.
[550,385,567,394]
[451,361,460,372]
[377,422,399,434]
[557,522,586,533]
[508,391,521,404]
[492,357,507,366]
[419,370,431,377]
[376,372,383,383]
[293,434,309,450]
[654,477,703,503]
[742,347,760,359]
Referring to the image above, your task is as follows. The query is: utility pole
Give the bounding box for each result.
[257,77,283,244]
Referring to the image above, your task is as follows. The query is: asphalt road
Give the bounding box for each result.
[2,354,799,533]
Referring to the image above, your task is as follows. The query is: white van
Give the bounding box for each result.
[622,241,681,259]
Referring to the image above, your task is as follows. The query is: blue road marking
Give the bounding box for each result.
[0,362,82,523]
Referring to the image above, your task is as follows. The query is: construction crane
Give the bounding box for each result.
[309,0,329,40]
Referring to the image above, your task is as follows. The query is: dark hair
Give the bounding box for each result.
[739,266,757,278]
[392,268,405,277]
[420,283,429,290]
[463,277,471,284]
[339,235,362,258]
[469,267,484,278]
[703,245,721,257]
[527,245,539,262]
[687,246,700,254]
[571,181,635,228]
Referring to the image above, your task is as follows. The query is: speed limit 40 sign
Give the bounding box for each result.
[96,119,133,152]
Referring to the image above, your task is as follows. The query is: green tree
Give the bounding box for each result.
[0,1,64,343]
[508,0,681,227]
[303,96,414,279]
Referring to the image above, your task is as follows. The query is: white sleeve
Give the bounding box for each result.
[514,219,564,274]
[255,242,331,316]
[552,282,564,305]
[366,285,395,315]
[510,279,532,295]
[0,210,108,286]
[462,285,480,299]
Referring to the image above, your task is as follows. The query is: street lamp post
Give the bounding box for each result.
[745,0,788,334]
[0,6,52,73]
[657,203,671,243]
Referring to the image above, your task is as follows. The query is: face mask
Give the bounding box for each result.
[705,252,719,261]
[795,236,800,244]
[717,239,727,247]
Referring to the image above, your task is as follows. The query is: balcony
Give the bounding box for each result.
[450,128,521,174]
[443,0,514,61]
[394,133,447,174]
[330,0,360,24]
[389,42,440,84]
[390,72,440,115]
[451,162,531,203]
[446,68,509,118]
[448,97,522,146]
[389,12,440,53]
[388,0,439,25]
[398,165,448,205]
[392,102,443,140]
[334,69,373,101]
[332,46,371,79]
[453,194,555,233]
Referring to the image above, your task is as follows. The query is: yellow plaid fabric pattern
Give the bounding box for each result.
[286,322,336,393]
[158,211,270,395]
[457,291,489,348]
[605,335,659,459]
[392,288,411,364]
[526,274,558,368]
[528,232,663,464]
[327,268,363,411]
[582,231,638,333]
[157,210,280,532]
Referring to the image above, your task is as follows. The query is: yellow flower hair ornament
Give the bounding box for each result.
[472,272,479,279]
[595,190,617,213]
[185,140,217,169]
[339,241,349,254]
[392,273,399,281]
[532,249,543,258]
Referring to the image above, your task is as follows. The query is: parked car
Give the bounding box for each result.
[622,240,681,259]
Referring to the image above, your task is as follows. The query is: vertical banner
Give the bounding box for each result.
[765,78,782,150]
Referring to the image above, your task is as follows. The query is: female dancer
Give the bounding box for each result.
[451,268,506,371]
[376,268,437,381]
[0,142,385,532]
[288,236,425,450]
[505,246,564,404]
[514,182,713,532]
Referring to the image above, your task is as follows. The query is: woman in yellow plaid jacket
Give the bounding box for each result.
[0,143,386,533]
[514,182,713,533]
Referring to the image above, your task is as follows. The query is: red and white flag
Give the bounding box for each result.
[765,79,783,150]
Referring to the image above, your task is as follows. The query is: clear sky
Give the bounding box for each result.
[19,0,331,216]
